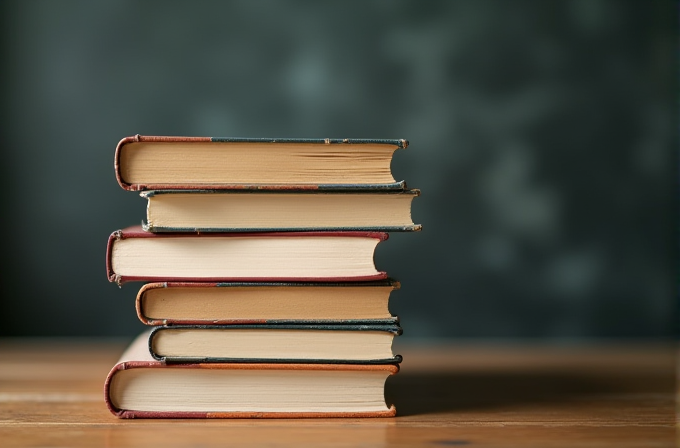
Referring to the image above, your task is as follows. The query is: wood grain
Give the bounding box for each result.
[0,338,674,447]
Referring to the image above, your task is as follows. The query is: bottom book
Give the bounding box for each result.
[104,331,399,418]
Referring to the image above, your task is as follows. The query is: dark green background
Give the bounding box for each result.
[1,0,676,338]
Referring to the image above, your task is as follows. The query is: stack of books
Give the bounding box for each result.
[103,135,420,418]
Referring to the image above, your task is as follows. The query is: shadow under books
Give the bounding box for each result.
[384,368,671,417]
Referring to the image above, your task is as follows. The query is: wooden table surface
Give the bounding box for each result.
[0,338,675,447]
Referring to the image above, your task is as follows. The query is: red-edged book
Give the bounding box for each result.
[136,280,401,326]
[105,331,399,418]
[106,225,388,285]
[115,135,408,191]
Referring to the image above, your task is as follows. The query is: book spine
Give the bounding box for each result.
[105,230,121,285]
[115,135,212,191]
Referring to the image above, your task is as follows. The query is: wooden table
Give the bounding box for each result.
[0,339,675,447]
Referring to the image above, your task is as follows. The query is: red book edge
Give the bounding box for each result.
[104,361,399,418]
[115,135,212,191]
[106,226,389,285]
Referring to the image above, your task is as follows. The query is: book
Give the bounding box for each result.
[115,135,408,191]
[140,189,421,232]
[136,280,400,326]
[106,225,388,285]
[147,324,402,364]
[105,331,398,418]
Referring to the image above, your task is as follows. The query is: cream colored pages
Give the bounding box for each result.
[146,193,415,229]
[152,329,395,361]
[142,286,392,321]
[116,330,153,364]
[111,236,381,278]
[109,368,391,413]
[120,142,398,185]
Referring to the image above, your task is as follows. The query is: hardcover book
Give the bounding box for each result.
[115,135,408,191]
[136,280,400,326]
[141,189,421,232]
[147,324,402,364]
[105,331,398,418]
[106,225,388,285]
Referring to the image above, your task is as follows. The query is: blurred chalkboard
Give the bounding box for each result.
[0,0,676,338]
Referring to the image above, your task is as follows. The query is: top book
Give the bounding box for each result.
[115,135,409,191]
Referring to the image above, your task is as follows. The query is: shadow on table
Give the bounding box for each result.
[385,369,673,417]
